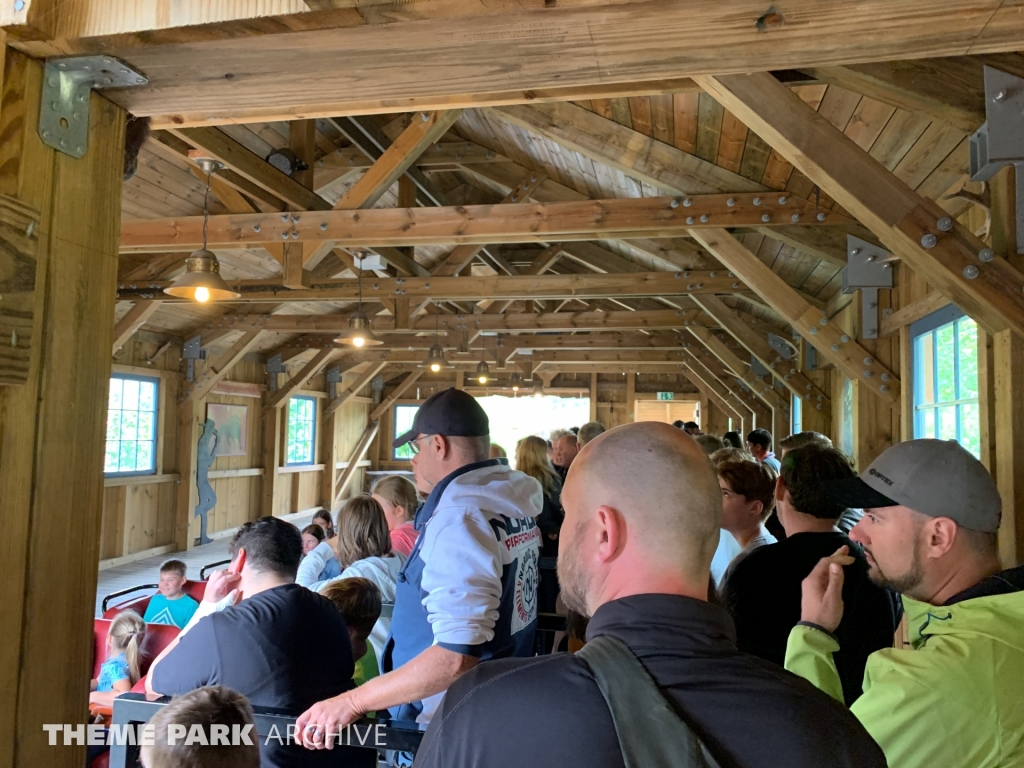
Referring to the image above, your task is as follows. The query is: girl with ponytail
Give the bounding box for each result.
[90,610,146,705]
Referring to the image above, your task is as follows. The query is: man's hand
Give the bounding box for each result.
[204,568,241,604]
[295,692,365,750]
[800,546,855,633]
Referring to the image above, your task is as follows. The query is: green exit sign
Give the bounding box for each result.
[656,392,674,401]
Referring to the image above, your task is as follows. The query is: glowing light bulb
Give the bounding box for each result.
[512,385,519,392]
[478,375,487,384]
[352,335,365,347]
[430,362,441,373]
[194,286,210,303]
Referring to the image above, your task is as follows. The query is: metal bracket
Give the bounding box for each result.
[806,346,818,372]
[371,374,385,405]
[751,357,770,377]
[181,335,206,382]
[767,332,795,360]
[843,236,894,340]
[39,56,147,158]
[325,365,342,399]
[969,66,1024,254]
[265,354,285,392]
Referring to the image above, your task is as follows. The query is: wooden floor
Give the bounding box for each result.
[95,510,318,616]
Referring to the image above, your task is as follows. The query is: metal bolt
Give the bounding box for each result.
[880,385,890,393]
[840,334,850,343]
[806,384,813,391]
[76,146,83,154]
[281,232,288,239]
[670,199,679,209]
[727,197,735,207]
[727,271,734,278]
[291,231,299,239]
[791,213,800,222]
[851,248,861,256]
[709,271,716,277]
[732,282,740,288]
[863,370,873,378]
[686,217,694,225]
[816,403,823,410]
[816,212,826,222]
[761,213,771,223]
[687,284,694,290]
[819,317,828,326]
[699,214,709,223]
[683,198,692,207]
[963,265,979,279]
[522,182,529,190]
[831,343,840,351]
[810,327,818,335]
[281,213,290,221]
[753,197,761,206]
[530,175,537,182]
[291,215,300,223]
[863,357,873,365]
[921,233,938,248]
[994,90,1007,102]
[937,216,953,232]
[421,112,430,121]
[784,375,791,381]
[881,373,890,382]
[979,248,995,262]
[253,224,261,233]
[320,223,328,231]
[778,196,787,204]
[696,283,703,289]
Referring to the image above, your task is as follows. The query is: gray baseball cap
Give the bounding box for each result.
[824,439,1002,532]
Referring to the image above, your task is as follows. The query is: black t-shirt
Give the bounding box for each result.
[415,594,886,768]
[722,531,902,704]
[151,583,369,768]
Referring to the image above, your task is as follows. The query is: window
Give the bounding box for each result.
[791,393,802,436]
[105,375,159,476]
[911,307,980,458]
[286,396,317,465]
[839,376,854,459]
[393,404,419,461]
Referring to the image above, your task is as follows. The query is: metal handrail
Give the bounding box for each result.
[101,584,158,614]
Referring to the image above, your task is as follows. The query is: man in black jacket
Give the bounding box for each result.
[413,423,886,768]
[722,444,901,704]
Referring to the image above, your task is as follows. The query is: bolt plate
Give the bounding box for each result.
[767,333,795,360]
[843,236,894,293]
[40,56,147,158]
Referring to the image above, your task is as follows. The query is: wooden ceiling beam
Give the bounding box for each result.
[23,3,1024,127]
[181,331,264,402]
[487,101,867,265]
[691,227,900,409]
[696,71,1024,340]
[692,294,830,407]
[120,194,853,253]
[117,271,745,303]
[679,365,745,425]
[112,301,160,355]
[683,325,790,412]
[682,345,770,424]
[678,355,751,423]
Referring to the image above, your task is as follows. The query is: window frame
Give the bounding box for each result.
[392,403,420,461]
[285,395,318,467]
[104,373,160,478]
[791,392,802,436]
[909,305,980,456]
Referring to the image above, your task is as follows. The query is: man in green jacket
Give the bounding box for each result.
[785,439,1024,768]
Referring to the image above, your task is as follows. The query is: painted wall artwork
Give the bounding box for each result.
[206,403,248,457]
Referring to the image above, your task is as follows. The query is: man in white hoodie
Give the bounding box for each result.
[296,388,543,744]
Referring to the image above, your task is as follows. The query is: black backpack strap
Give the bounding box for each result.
[577,635,723,768]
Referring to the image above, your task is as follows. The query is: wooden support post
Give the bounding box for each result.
[182,331,263,401]
[589,372,598,422]
[335,421,380,504]
[993,330,1024,567]
[289,119,317,191]
[112,300,160,354]
[0,50,126,768]
[625,372,636,423]
[369,371,424,422]
[260,404,281,517]
[174,399,204,550]
[455,371,465,390]
[320,409,338,510]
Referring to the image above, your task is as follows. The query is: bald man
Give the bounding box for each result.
[413,423,885,768]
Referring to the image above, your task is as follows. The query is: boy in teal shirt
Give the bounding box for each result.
[143,559,199,628]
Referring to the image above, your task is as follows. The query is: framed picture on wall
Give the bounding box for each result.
[206,403,249,457]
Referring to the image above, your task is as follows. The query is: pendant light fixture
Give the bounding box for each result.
[509,372,522,392]
[475,344,491,385]
[335,260,382,347]
[163,159,240,303]
[420,303,451,372]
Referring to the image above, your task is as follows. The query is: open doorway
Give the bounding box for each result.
[634,399,699,426]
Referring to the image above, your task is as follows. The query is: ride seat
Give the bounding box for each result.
[92,618,180,680]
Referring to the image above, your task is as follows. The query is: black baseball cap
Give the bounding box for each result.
[392,388,490,448]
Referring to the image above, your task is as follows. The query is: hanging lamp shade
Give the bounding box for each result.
[335,310,383,347]
[420,343,450,373]
[475,359,490,384]
[509,372,523,391]
[163,249,240,302]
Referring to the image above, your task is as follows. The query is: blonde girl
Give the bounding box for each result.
[90,610,146,706]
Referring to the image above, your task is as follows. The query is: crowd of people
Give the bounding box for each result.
[99,393,1023,768]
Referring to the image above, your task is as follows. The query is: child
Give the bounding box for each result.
[144,559,200,628]
[714,455,778,593]
[90,610,146,707]
[312,507,336,540]
[297,523,342,586]
[322,577,383,686]
[141,685,259,768]
[370,475,420,558]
